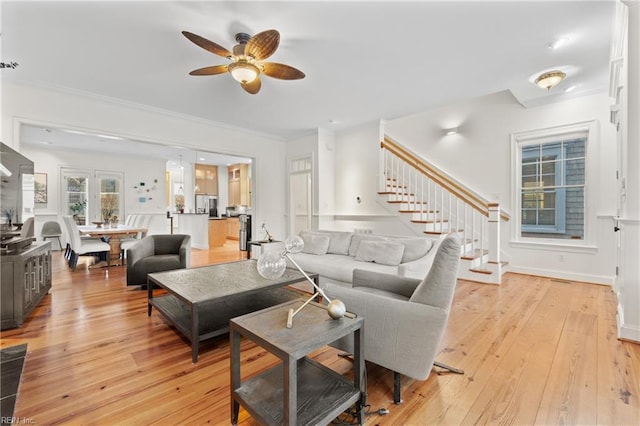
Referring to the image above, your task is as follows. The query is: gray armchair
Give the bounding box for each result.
[323,233,462,404]
[126,234,191,287]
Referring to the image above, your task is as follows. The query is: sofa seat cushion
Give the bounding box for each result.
[287,252,397,284]
[136,254,183,274]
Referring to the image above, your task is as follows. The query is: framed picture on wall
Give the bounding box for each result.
[34,173,48,203]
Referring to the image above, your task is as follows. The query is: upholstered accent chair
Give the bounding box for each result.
[126,234,191,287]
[323,233,463,404]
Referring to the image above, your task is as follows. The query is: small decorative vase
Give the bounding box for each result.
[110,222,118,228]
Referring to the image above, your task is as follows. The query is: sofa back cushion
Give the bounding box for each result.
[355,240,405,266]
[300,233,331,255]
[301,230,353,255]
[348,234,385,257]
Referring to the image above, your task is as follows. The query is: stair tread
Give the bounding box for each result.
[461,249,488,260]
[387,200,427,204]
[469,268,494,275]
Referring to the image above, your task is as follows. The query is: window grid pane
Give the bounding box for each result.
[520,137,585,239]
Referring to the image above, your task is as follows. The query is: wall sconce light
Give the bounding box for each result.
[444,127,459,136]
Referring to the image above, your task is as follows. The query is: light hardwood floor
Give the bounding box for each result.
[1,241,639,425]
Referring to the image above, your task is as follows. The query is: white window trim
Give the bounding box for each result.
[510,120,599,251]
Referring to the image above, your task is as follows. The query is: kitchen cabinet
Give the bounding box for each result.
[1,242,52,330]
[195,164,218,195]
[227,163,250,206]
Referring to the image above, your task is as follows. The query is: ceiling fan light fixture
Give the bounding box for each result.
[534,70,566,90]
[229,62,259,84]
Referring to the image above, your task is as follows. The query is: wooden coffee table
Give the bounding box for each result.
[147,260,318,363]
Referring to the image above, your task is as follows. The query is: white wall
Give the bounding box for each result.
[2,81,289,241]
[327,91,618,284]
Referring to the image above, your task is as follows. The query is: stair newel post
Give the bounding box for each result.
[487,203,501,265]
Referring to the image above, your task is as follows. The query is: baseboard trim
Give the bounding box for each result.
[617,303,640,343]
[507,266,613,285]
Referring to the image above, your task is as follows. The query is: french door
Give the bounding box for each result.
[60,168,123,225]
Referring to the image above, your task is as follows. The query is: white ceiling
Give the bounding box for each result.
[2,1,615,145]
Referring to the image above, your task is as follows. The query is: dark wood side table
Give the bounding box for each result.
[230,300,365,425]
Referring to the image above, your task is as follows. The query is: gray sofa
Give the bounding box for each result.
[284,230,441,289]
[126,234,191,287]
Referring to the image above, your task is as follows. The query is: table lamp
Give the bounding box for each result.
[257,235,347,328]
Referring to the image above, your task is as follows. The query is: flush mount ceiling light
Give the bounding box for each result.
[444,127,459,136]
[534,70,566,90]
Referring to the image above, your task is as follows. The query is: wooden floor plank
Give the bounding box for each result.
[459,280,578,425]
[1,241,639,425]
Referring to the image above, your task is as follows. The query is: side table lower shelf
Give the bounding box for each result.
[234,357,361,425]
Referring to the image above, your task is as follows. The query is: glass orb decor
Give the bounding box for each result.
[326,299,346,319]
[285,235,304,254]
[257,250,286,280]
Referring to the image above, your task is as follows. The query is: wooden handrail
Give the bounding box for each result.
[382,136,511,221]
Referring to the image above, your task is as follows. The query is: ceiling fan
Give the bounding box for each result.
[182,29,305,94]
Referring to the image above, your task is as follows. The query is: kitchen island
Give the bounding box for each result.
[208,218,227,247]
[173,213,208,249]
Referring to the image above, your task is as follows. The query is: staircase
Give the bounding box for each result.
[379,136,510,284]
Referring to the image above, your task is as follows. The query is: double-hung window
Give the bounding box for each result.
[512,121,596,246]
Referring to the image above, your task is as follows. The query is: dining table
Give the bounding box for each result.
[78,224,148,267]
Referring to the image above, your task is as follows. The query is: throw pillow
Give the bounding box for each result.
[355,240,405,266]
[395,238,435,263]
[300,233,330,255]
[302,230,353,255]
[348,234,385,257]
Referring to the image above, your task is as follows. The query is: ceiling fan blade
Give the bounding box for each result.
[182,31,233,58]
[188,65,229,76]
[246,30,280,61]
[261,62,305,80]
[241,77,262,94]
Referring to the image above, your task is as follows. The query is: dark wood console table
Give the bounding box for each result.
[231,300,365,425]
